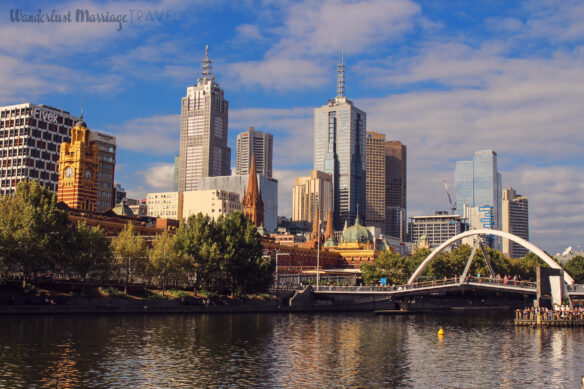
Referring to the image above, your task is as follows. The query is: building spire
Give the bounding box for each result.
[325,208,334,240]
[201,45,214,81]
[311,206,321,242]
[336,48,345,98]
[242,153,264,227]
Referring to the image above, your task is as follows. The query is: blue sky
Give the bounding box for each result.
[1,0,583,254]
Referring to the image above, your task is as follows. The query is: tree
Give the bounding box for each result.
[148,231,183,294]
[0,180,69,286]
[405,248,432,280]
[67,221,113,283]
[361,252,407,285]
[216,212,274,295]
[564,255,584,284]
[110,223,147,289]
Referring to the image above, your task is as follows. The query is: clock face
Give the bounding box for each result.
[65,167,73,178]
[85,168,92,179]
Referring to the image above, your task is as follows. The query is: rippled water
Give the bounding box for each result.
[0,312,583,388]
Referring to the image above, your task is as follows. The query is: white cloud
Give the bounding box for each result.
[110,114,179,154]
[140,163,175,190]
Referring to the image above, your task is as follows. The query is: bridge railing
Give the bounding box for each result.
[313,276,537,293]
[566,284,584,293]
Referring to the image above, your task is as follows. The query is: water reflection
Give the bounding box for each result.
[0,312,583,387]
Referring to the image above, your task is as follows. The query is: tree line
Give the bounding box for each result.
[0,181,274,295]
[361,244,584,285]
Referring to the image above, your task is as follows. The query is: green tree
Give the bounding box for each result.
[361,251,407,285]
[148,231,183,294]
[405,247,432,280]
[564,255,584,284]
[0,180,69,286]
[216,212,273,295]
[67,221,113,283]
[110,223,147,289]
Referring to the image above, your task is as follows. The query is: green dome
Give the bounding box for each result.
[341,216,373,244]
[324,237,336,247]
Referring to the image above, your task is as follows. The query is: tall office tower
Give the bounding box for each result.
[57,117,100,212]
[178,46,231,192]
[366,132,407,240]
[172,155,179,192]
[455,150,502,248]
[235,127,273,178]
[502,187,529,258]
[366,132,386,233]
[0,103,79,196]
[314,53,366,230]
[89,131,116,211]
[292,170,333,223]
[385,140,407,241]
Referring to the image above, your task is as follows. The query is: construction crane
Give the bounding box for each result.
[443,179,457,215]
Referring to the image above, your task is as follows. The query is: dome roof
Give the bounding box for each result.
[324,237,336,247]
[341,215,373,244]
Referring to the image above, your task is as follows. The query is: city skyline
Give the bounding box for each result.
[1,0,583,253]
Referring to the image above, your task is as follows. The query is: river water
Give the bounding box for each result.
[0,312,583,388]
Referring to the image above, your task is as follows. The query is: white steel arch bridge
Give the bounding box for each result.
[407,229,574,285]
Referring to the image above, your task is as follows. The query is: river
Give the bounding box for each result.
[0,312,583,388]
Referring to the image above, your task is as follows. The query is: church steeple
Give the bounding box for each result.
[311,206,322,242]
[325,208,334,241]
[242,153,264,227]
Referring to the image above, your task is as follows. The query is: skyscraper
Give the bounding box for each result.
[89,130,116,211]
[502,186,529,258]
[235,126,273,178]
[0,103,79,196]
[178,46,231,192]
[455,150,502,248]
[366,132,407,240]
[314,53,366,230]
[292,170,333,223]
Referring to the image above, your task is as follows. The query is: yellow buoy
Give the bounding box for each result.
[438,327,444,336]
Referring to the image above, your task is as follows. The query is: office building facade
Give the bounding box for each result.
[292,170,333,223]
[199,174,278,233]
[235,127,273,178]
[409,212,465,248]
[178,46,231,192]
[455,150,502,248]
[366,132,407,240]
[0,103,79,195]
[88,131,116,211]
[502,187,529,258]
[314,57,366,230]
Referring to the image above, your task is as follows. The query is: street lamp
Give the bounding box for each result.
[316,215,321,291]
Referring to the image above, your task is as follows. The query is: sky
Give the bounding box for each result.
[1,0,583,255]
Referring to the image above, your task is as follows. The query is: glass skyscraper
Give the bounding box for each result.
[455,150,502,248]
[314,56,366,230]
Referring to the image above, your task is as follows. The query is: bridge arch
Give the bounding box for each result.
[407,229,574,285]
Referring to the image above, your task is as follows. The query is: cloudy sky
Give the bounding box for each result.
[2,0,583,254]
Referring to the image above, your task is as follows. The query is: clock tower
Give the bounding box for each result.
[57,116,100,211]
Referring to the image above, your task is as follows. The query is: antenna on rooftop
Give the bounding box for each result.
[336,48,345,98]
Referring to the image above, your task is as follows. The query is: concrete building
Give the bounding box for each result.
[113,183,126,205]
[182,190,241,220]
[146,192,180,219]
[199,174,278,233]
[172,155,179,192]
[128,199,147,217]
[366,132,407,240]
[235,127,273,178]
[88,130,116,211]
[313,54,366,230]
[502,187,529,258]
[455,150,502,249]
[0,103,79,195]
[292,170,333,224]
[409,212,466,248]
[178,46,230,191]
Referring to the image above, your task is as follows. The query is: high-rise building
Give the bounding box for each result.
[0,103,80,195]
[409,211,465,248]
[57,117,99,212]
[314,54,366,230]
[502,187,529,258]
[89,131,116,211]
[366,132,386,233]
[292,170,333,223]
[113,183,126,205]
[366,132,407,240]
[178,46,231,192]
[236,127,273,178]
[172,155,179,192]
[455,150,502,248]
